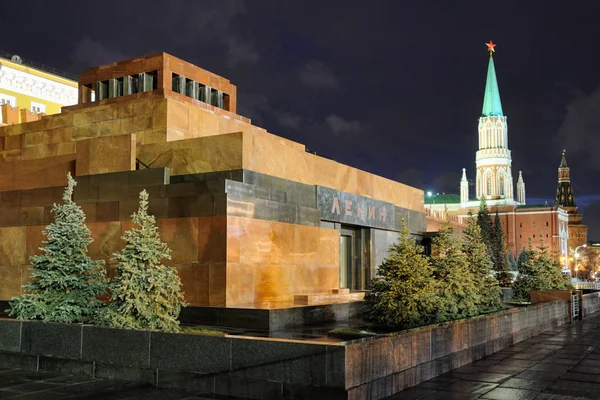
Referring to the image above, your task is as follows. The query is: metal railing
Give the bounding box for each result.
[573,282,600,290]
[0,50,78,81]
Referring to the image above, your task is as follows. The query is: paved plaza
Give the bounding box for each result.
[3,313,600,399]
[0,371,246,400]
[389,312,600,400]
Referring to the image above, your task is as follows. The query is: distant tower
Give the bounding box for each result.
[460,168,469,204]
[555,149,587,253]
[555,150,576,209]
[516,170,526,204]
[475,41,515,205]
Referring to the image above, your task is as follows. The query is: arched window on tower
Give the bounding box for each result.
[499,175,504,197]
[486,126,492,148]
[487,177,492,196]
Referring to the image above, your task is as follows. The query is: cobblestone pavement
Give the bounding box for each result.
[389,312,600,400]
[0,371,247,400]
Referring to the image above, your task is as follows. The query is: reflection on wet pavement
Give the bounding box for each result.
[386,312,600,399]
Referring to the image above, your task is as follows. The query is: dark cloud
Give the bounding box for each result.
[273,111,302,130]
[397,168,424,190]
[2,0,600,234]
[71,37,126,72]
[581,201,600,241]
[430,172,462,195]
[556,85,600,170]
[298,61,339,90]
[325,114,361,136]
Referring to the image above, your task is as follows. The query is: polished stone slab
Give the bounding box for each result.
[0,368,250,399]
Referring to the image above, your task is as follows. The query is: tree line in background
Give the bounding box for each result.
[364,216,503,329]
[365,198,570,330]
[476,198,570,302]
[8,173,185,332]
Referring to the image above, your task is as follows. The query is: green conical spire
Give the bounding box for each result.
[482,52,503,117]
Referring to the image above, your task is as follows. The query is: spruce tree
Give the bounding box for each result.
[9,173,106,323]
[104,190,185,332]
[512,239,570,301]
[491,212,513,286]
[461,213,503,314]
[512,243,538,301]
[517,247,534,274]
[536,238,571,291]
[431,223,480,321]
[364,220,439,329]
[477,198,493,249]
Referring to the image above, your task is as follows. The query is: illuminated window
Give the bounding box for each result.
[486,127,492,148]
[31,101,46,114]
[0,94,16,107]
[487,178,491,196]
[499,176,504,196]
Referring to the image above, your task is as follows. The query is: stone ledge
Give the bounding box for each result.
[0,298,576,400]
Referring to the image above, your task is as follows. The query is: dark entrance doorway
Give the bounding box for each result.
[339,226,369,290]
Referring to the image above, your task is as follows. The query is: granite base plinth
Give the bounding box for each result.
[179,301,365,332]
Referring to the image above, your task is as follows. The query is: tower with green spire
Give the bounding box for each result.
[472,41,521,205]
[482,51,504,117]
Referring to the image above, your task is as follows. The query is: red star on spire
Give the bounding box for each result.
[486,40,497,53]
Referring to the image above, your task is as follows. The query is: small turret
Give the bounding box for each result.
[516,170,526,204]
[460,168,469,204]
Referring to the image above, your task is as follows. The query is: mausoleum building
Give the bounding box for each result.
[0,53,426,310]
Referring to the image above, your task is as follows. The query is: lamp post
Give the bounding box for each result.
[426,191,434,214]
[573,244,587,281]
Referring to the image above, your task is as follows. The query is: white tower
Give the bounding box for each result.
[516,170,526,204]
[460,168,469,205]
[475,41,516,206]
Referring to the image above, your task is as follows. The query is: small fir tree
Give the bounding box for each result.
[477,198,493,250]
[491,212,513,286]
[512,243,538,301]
[517,247,534,274]
[431,223,480,322]
[536,238,571,291]
[512,239,571,301]
[461,213,503,314]
[9,173,106,323]
[105,190,185,332]
[364,220,439,329]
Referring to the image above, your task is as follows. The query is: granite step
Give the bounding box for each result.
[294,291,365,306]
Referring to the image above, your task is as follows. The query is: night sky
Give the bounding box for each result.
[2,1,600,238]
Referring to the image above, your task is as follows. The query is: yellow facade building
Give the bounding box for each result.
[0,53,78,124]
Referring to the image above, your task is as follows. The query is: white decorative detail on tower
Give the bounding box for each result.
[517,170,526,205]
[460,168,469,205]
[475,116,514,202]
